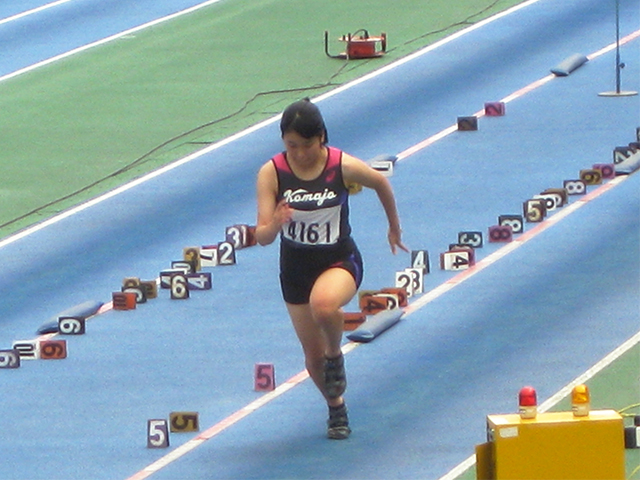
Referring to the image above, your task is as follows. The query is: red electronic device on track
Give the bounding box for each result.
[324,29,387,59]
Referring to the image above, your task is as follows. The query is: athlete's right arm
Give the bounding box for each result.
[256,161,293,246]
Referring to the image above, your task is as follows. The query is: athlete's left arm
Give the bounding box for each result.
[342,154,409,254]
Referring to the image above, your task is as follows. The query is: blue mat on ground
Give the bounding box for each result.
[36,300,104,334]
[550,53,588,76]
[347,308,404,343]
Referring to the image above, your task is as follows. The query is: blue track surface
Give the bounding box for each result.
[0,0,221,77]
[0,0,638,478]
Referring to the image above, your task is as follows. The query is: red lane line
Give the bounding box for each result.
[398,28,640,162]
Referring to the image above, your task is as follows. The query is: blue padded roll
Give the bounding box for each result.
[37,322,60,335]
[37,299,104,334]
[346,308,404,343]
[550,54,588,76]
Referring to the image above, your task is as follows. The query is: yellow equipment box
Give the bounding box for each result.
[476,410,625,479]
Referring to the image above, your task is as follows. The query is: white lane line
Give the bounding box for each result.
[0,0,74,26]
[0,0,226,85]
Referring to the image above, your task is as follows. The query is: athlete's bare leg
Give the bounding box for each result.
[287,267,357,407]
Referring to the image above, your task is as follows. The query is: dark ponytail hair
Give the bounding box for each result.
[280,98,328,144]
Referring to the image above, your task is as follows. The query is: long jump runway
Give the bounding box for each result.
[0,0,638,479]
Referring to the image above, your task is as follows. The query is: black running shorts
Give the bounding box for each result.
[279,237,363,305]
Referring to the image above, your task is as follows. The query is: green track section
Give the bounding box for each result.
[0,0,523,238]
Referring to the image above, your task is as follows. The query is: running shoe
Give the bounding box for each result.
[327,403,351,440]
[324,353,346,398]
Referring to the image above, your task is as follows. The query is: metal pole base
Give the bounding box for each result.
[598,90,638,97]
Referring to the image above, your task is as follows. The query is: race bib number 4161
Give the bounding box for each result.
[282,206,341,246]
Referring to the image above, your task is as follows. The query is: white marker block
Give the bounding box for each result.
[533,194,559,212]
[381,287,408,307]
[0,349,20,368]
[450,246,475,266]
[369,160,394,176]
[458,231,483,248]
[217,241,236,265]
[170,273,189,300]
[58,317,86,335]
[171,260,194,274]
[200,245,219,267]
[541,188,568,207]
[395,268,423,297]
[440,250,471,271]
[523,199,546,222]
[160,268,188,289]
[147,419,170,448]
[613,146,635,164]
[563,179,587,195]
[186,272,212,290]
[498,215,523,234]
[226,225,249,249]
[410,250,430,273]
[12,340,40,360]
